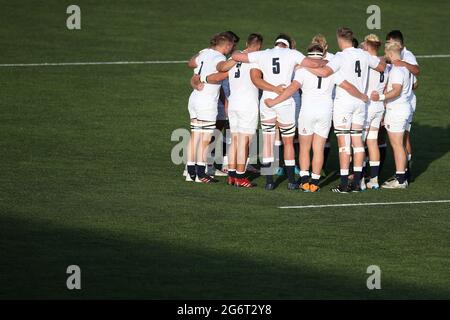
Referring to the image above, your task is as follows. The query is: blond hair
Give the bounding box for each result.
[364,34,381,50]
[312,34,328,48]
[385,41,402,55]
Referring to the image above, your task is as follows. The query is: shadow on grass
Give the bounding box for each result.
[1,214,449,299]
[320,123,450,187]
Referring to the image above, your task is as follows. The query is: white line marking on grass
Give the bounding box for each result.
[279,200,450,209]
[0,55,449,67]
[0,60,188,67]
[416,54,450,58]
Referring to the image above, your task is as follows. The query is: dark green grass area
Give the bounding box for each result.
[0,0,449,299]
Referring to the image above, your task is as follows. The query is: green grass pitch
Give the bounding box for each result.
[0,0,449,299]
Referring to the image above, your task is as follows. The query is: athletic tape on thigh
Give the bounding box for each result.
[191,121,216,132]
[261,122,276,134]
[279,124,296,137]
[350,129,363,137]
[334,128,351,136]
[367,130,379,140]
[353,147,365,154]
[339,146,351,153]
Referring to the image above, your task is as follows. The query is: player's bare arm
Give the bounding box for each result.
[264,81,301,107]
[187,53,199,68]
[338,80,369,102]
[250,68,285,95]
[392,60,420,76]
[231,51,250,63]
[216,59,238,72]
[305,66,334,78]
[190,74,204,91]
[300,57,328,68]
[198,71,229,85]
[371,83,402,101]
[373,58,387,73]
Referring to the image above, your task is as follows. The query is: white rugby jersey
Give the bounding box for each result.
[324,52,335,61]
[293,67,336,107]
[228,62,259,105]
[367,60,389,95]
[385,65,412,107]
[191,48,226,103]
[327,47,380,104]
[248,47,305,98]
[401,46,418,101]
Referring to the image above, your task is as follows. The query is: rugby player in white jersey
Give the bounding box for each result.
[185,33,234,183]
[222,33,264,188]
[306,27,386,193]
[371,42,413,189]
[265,44,369,192]
[311,34,334,171]
[361,34,389,189]
[386,30,420,182]
[232,34,327,190]
[214,31,240,176]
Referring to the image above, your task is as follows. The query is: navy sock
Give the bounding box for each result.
[228,170,236,178]
[261,162,274,184]
[340,175,349,187]
[353,171,362,186]
[187,163,196,178]
[196,164,206,177]
[236,172,245,179]
[397,172,406,184]
[370,166,379,178]
[285,166,295,183]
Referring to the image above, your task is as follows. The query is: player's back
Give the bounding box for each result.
[249,47,304,96]
[367,63,388,95]
[334,47,372,103]
[228,62,259,104]
[192,48,226,103]
[294,68,335,107]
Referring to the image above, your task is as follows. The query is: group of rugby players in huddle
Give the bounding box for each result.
[184,27,419,193]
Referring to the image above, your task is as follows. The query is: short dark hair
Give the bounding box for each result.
[225,31,240,44]
[274,33,292,48]
[352,37,359,48]
[386,30,404,45]
[247,33,263,46]
[337,27,353,42]
[307,43,324,54]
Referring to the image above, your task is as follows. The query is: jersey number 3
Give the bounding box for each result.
[234,62,242,78]
[272,58,280,74]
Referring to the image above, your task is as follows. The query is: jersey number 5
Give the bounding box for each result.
[355,60,361,77]
[272,58,280,74]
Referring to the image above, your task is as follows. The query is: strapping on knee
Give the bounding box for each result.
[279,124,296,137]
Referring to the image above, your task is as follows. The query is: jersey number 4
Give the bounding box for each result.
[272,58,280,74]
[355,60,361,77]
